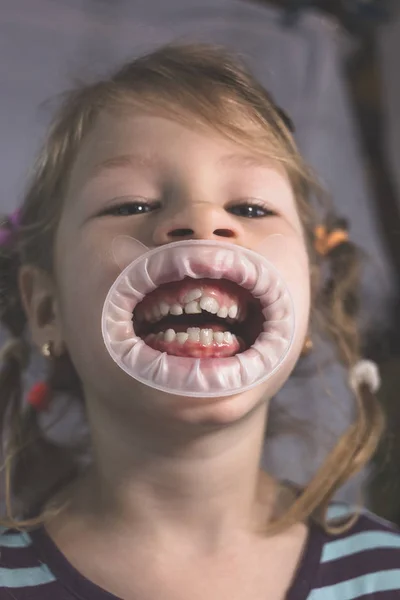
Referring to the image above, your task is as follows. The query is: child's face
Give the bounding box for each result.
[44,112,310,424]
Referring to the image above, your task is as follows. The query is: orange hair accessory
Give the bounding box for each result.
[27,382,51,411]
[314,225,349,256]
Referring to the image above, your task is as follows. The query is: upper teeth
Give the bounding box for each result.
[137,291,243,323]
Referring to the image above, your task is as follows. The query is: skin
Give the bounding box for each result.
[20,113,311,600]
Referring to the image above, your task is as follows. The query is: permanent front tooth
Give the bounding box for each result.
[187,327,200,342]
[182,289,202,304]
[176,332,189,344]
[214,331,224,344]
[185,301,201,314]
[199,296,219,314]
[228,304,238,319]
[217,306,229,319]
[223,331,233,344]
[164,329,176,342]
[170,303,183,316]
[200,328,213,346]
[159,301,170,317]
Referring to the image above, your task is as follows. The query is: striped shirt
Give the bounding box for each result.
[0,510,400,598]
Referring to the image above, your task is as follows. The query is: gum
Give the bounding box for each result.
[145,333,241,358]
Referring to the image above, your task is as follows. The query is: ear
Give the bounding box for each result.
[18,265,65,356]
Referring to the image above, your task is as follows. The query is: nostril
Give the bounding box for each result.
[214,229,235,238]
[168,228,194,238]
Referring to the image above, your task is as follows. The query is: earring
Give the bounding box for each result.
[301,335,313,357]
[41,341,53,358]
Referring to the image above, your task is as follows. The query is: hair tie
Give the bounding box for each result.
[27,382,51,411]
[0,209,21,246]
[349,360,381,394]
[314,225,349,256]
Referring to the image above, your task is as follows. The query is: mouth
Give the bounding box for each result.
[102,239,293,397]
[133,277,264,358]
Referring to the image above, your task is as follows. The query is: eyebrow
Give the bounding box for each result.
[90,153,162,177]
[89,151,271,179]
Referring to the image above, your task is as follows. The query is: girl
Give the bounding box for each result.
[0,43,399,599]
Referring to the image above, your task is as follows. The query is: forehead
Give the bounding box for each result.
[70,111,286,179]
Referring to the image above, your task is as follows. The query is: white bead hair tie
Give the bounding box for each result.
[349,360,381,394]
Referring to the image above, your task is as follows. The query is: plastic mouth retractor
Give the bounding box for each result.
[101,237,295,397]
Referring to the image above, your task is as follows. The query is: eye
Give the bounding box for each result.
[101,200,161,217]
[227,200,277,219]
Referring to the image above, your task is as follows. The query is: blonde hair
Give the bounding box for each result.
[0,43,384,532]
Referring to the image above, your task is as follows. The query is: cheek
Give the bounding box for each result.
[272,233,311,356]
[53,229,123,381]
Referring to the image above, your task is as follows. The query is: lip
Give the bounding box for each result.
[102,240,294,397]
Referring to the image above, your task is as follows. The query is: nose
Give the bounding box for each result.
[153,201,243,245]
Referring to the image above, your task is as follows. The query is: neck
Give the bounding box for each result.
[68,397,275,547]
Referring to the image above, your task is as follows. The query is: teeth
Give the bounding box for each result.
[214,331,224,344]
[223,331,233,344]
[237,307,245,323]
[176,332,189,344]
[217,306,229,319]
[182,289,202,304]
[143,297,243,322]
[200,328,213,346]
[164,328,176,342]
[170,303,183,316]
[159,301,170,317]
[199,296,219,314]
[184,301,202,314]
[228,304,238,319]
[153,305,162,320]
[155,329,238,346]
[187,327,200,342]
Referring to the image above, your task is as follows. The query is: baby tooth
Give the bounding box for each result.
[214,331,224,344]
[228,304,238,319]
[223,331,233,344]
[217,306,229,319]
[153,305,162,319]
[182,288,202,304]
[170,303,183,316]
[176,332,189,344]
[185,301,202,314]
[187,327,200,342]
[164,329,176,342]
[159,301,170,317]
[200,296,219,314]
[200,328,213,346]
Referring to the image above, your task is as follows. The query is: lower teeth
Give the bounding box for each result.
[154,328,236,346]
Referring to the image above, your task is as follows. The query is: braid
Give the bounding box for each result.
[0,215,84,526]
[321,216,361,366]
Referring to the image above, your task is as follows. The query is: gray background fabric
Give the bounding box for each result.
[1,0,395,500]
[379,13,400,211]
